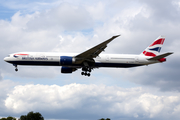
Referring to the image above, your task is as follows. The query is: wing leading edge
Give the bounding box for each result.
[74,35,120,64]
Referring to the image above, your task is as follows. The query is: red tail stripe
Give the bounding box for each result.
[14,54,29,56]
[149,38,165,47]
[158,58,166,62]
[143,51,156,57]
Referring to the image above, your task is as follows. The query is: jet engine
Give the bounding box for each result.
[60,56,75,65]
[61,66,76,73]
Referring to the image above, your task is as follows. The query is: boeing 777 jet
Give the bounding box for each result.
[4,35,173,77]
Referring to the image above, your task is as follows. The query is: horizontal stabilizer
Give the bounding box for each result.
[147,52,173,60]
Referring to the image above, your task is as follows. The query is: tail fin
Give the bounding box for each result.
[141,36,165,57]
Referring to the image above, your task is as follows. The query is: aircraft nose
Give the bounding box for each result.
[4,57,8,62]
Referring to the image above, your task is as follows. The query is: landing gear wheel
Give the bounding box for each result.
[15,68,18,71]
[81,72,91,77]
[85,72,87,76]
[87,73,90,77]
[81,67,92,77]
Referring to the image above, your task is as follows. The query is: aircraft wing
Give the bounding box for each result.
[74,35,120,64]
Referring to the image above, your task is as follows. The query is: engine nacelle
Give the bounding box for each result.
[60,56,75,65]
[61,66,76,73]
[158,58,166,62]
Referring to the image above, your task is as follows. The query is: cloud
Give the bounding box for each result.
[0,0,63,14]
[0,72,2,80]
[138,0,180,23]
[0,80,17,116]
[4,83,180,120]
[25,3,93,31]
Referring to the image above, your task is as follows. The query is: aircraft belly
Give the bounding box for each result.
[7,60,60,66]
[94,62,143,68]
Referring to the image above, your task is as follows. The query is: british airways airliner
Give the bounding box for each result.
[4,35,173,77]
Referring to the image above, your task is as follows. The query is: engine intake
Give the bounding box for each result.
[60,56,75,65]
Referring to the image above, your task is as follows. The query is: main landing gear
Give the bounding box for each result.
[13,64,18,72]
[81,67,91,77]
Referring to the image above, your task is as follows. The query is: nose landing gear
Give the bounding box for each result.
[13,64,18,72]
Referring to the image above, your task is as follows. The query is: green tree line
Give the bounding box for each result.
[0,111,44,120]
[0,111,111,120]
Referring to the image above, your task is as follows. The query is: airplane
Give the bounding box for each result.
[4,35,173,77]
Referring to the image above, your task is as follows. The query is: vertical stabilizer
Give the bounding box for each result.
[141,36,165,57]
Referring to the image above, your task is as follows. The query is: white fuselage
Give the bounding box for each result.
[4,52,158,68]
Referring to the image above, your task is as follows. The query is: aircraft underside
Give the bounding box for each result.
[8,60,143,77]
[8,60,143,68]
